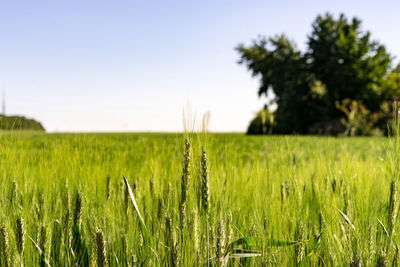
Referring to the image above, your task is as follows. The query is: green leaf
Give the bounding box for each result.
[123,175,151,244]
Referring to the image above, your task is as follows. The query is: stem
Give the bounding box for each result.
[207,219,210,267]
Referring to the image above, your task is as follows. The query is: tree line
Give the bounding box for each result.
[0,115,45,131]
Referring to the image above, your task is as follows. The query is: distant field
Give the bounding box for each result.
[0,132,397,266]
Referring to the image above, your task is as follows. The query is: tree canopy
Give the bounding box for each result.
[238,13,399,135]
[0,115,45,131]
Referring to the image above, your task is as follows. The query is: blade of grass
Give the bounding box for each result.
[377,217,398,251]
[123,175,150,244]
[336,208,356,230]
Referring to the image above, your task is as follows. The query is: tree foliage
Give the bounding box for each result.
[247,105,274,135]
[238,13,398,135]
[0,115,45,131]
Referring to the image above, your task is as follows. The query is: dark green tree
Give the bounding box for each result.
[0,115,45,131]
[247,105,274,135]
[238,13,396,135]
[308,14,392,116]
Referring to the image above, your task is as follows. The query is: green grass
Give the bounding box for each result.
[0,132,397,266]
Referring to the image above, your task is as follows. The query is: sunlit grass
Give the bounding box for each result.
[0,132,396,265]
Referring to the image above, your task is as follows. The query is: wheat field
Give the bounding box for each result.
[0,132,398,266]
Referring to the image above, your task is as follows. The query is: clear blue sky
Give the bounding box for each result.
[1,0,399,132]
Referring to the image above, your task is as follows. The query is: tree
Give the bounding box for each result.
[0,115,45,131]
[308,14,392,116]
[237,13,396,135]
[247,105,274,135]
